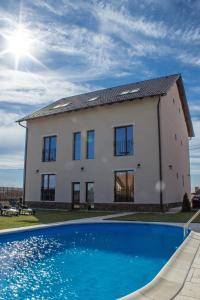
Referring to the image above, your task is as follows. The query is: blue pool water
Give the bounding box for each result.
[0,223,184,300]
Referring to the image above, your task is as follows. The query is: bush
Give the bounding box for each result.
[182,193,191,212]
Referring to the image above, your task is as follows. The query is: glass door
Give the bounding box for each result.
[72,182,80,209]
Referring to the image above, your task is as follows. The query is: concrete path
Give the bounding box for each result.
[189,223,200,233]
[174,232,200,300]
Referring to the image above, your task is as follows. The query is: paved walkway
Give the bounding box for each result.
[175,231,200,300]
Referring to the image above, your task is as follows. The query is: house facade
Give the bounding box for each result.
[18,74,194,211]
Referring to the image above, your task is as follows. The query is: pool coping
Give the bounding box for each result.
[0,218,200,300]
[0,214,188,235]
[119,230,200,300]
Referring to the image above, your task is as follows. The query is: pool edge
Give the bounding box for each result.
[119,231,200,300]
[0,219,198,300]
[0,219,184,236]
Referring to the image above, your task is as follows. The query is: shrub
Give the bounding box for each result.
[182,193,191,212]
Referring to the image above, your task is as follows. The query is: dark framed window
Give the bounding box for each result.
[114,170,134,202]
[73,132,81,160]
[42,136,57,162]
[86,130,95,159]
[114,125,133,156]
[72,182,80,205]
[86,182,94,203]
[41,174,56,201]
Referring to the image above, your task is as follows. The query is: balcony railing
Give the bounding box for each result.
[114,140,133,156]
[42,149,56,162]
[41,189,55,201]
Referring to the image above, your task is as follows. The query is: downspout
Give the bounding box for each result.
[157,96,164,212]
[18,121,28,205]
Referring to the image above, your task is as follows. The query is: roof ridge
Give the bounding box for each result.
[56,73,181,102]
[16,73,182,124]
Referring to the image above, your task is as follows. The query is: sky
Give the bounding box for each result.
[0,0,200,188]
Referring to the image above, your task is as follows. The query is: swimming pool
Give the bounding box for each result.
[0,223,185,300]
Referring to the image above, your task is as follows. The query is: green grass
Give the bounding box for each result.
[0,210,112,230]
[109,211,200,223]
[1,210,200,231]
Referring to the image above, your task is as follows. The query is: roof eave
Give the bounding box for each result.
[176,77,195,138]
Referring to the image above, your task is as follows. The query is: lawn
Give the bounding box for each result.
[109,211,200,223]
[1,210,200,231]
[0,210,112,230]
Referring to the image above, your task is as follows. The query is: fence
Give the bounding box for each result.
[0,187,23,202]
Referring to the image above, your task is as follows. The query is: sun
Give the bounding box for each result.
[1,23,46,70]
[5,25,33,67]
[7,26,32,58]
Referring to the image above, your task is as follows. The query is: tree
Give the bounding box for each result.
[182,193,191,212]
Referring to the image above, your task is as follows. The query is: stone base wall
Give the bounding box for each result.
[26,201,72,209]
[26,201,182,212]
[166,202,182,209]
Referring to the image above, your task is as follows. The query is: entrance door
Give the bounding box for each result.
[72,182,80,209]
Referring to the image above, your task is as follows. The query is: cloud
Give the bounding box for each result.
[174,27,200,44]
[0,0,200,185]
[190,120,200,176]
[30,0,87,16]
[0,109,25,169]
[0,67,93,105]
[190,105,200,114]
[177,53,200,67]
[190,87,200,94]
[30,0,66,16]
[0,12,152,106]
[94,3,167,39]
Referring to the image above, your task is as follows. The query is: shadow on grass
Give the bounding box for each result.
[15,219,39,224]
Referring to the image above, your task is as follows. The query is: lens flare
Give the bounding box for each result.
[1,23,46,70]
[7,26,32,58]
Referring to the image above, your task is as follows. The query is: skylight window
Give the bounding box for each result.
[120,88,140,95]
[53,102,70,109]
[87,96,98,102]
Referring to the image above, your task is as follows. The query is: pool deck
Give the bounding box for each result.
[0,212,200,300]
[120,230,200,300]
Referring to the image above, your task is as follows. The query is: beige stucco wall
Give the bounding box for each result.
[25,97,162,205]
[25,83,191,208]
[160,83,191,204]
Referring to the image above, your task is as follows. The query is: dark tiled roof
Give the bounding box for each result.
[17,74,194,137]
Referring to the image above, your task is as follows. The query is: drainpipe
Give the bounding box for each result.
[157,96,164,212]
[18,121,28,205]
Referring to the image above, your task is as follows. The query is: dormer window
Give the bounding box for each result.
[53,103,70,109]
[120,88,140,95]
[87,96,98,102]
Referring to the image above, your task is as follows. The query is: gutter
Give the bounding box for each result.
[17,121,28,205]
[157,96,164,212]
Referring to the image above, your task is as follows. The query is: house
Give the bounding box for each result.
[17,74,194,212]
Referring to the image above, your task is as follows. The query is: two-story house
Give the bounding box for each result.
[17,74,194,211]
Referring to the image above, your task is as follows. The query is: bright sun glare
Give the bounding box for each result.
[1,24,44,69]
[7,27,32,58]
